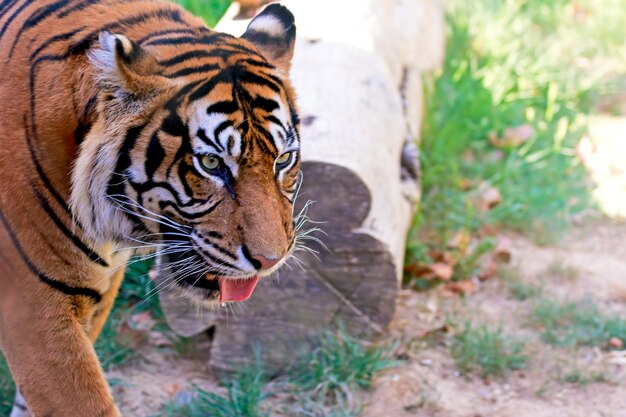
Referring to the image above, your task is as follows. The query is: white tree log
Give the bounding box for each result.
[159,0,445,374]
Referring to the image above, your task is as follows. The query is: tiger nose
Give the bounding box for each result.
[250,255,282,271]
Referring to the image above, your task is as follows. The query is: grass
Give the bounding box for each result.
[163,362,270,417]
[500,266,543,301]
[450,322,528,378]
[290,328,398,398]
[545,259,580,281]
[95,259,167,370]
[506,279,543,301]
[174,0,232,27]
[531,297,626,348]
[163,329,396,417]
[559,367,611,385]
[288,394,361,417]
[0,354,15,416]
[406,0,626,275]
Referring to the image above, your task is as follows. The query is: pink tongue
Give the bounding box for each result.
[219,276,260,302]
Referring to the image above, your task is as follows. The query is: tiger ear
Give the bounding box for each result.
[241,4,296,75]
[89,32,169,98]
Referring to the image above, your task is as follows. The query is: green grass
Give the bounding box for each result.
[531,298,626,348]
[406,0,626,271]
[450,322,528,378]
[545,260,580,281]
[95,259,166,370]
[162,329,395,417]
[163,362,270,417]
[0,354,15,416]
[500,266,543,301]
[559,367,610,386]
[287,329,396,415]
[288,394,361,417]
[174,0,232,27]
[506,279,543,301]
[290,328,398,399]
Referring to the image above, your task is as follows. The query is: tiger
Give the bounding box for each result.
[0,0,301,415]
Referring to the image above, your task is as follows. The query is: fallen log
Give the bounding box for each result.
[158,0,445,374]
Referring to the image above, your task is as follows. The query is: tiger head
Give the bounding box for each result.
[71,5,301,304]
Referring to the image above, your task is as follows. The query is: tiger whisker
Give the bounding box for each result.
[142,256,204,301]
[105,193,190,234]
[92,243,195,288]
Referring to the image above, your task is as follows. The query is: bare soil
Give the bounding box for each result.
[362,220,626,417]
[359,115,626,417]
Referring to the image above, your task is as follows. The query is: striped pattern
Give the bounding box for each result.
[0,0,300,303]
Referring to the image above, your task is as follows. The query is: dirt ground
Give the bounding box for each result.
[362,221,626,417]
[360,115,626,417]
[109,116,626,417]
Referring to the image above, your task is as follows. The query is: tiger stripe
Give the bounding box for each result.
[0,210,102,303]
[0,2,300,415]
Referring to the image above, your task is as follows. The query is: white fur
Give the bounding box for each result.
[88,32,129,88]
[248,14,285,38]
[70,119,136,246]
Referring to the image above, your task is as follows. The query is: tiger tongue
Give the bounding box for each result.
[218,276,260,302]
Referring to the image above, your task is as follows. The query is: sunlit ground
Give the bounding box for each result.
[584,115,626,218]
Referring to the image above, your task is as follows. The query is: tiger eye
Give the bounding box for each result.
[276,152,291,164]
[200,155,220,171]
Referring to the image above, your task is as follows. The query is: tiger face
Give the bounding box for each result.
[71,5,301,304]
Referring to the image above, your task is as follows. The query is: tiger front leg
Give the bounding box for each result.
[1,287,121,417]
[8,269,125,417]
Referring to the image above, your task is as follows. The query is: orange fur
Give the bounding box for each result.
[0,1,299,415]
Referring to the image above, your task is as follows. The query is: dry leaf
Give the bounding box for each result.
[458,178,475,191]
[480,223,501,236]
[478,258,498,281]
[504,124,534,146]
[428,249,445,262]
[443,280,477,296]
[448,230,471,253]
[404,264,432,278]
[430,263,454,281]
[442,251,456,266]
[130,312,156,331]
[462,149,475,163]
[609,337,624,349]
[416,324,451,340]
[166,383,183,396]
[493,237,513,263]
[117,319,150,350]
[480,187,502,211]
[489,124,534,148]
